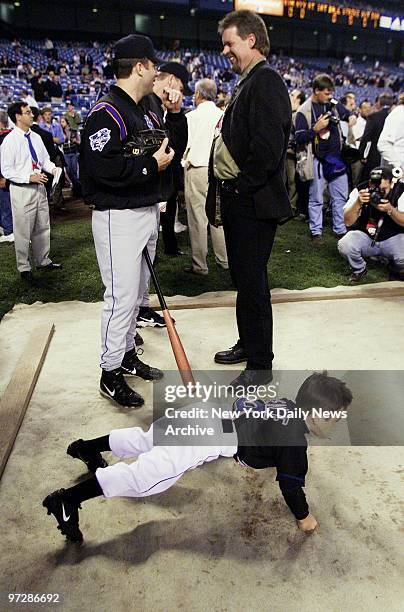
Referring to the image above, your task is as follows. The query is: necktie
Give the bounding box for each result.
[25,132,39,168]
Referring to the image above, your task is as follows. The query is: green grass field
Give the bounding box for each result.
[0,210,388,322]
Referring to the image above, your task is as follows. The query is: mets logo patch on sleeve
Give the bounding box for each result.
[89,128,111,152]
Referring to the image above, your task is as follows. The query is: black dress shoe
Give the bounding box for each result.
[348,267,367,285]
[214,341,247,365]
[184,265,208,276]
[37,262,62,270]
[20,271,34,282]
[229,369,273,392]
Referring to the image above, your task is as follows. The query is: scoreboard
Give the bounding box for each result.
[147,0,404,31]
[283,1,380,28]
[235,0,382,28]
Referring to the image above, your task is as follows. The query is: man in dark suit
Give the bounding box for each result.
[152,62,190,256]
[31,106,57,200]
[206,9,292,388]
[31,106,57,161]
[358,93,394,182]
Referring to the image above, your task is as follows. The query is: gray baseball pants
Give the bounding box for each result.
[92,205,159,371]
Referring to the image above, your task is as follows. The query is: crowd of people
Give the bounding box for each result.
[1,35,403,103]
[294,84,403,283]
[1,37,403,282]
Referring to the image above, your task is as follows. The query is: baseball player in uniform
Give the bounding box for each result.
[80,35,175,407]
[43,373,353,542]
[136,61,190,329]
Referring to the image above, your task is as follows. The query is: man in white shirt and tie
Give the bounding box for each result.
[183,78,228,275]
[1,102,62,280]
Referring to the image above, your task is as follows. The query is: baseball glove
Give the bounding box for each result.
[123,129,169,158]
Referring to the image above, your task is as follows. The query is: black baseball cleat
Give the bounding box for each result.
[214,341,248,365]
[100,368,144,407]
[137,306,169,327]
[42,489,83,543]
[134,332,144,346]
[67,439,108,473]
[121,348,164,381]
[229,369,273,392]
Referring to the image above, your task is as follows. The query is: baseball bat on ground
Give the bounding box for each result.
[143,247,195,387]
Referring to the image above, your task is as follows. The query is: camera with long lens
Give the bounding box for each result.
[323,98,340,125]
[368,168,386,209]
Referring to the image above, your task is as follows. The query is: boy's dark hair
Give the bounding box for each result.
[7,101,28,124]
[312,74,335,92]
[112,57,149,79]
[295,372,353,413]
[218,10,270,57]
[296,90,306,105]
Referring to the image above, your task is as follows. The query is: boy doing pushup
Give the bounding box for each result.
[43,372,353,543]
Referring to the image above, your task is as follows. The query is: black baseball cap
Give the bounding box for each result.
[158,62,193,95]
[114,34,162,65]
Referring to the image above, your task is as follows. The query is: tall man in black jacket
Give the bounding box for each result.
[207,10,292,388]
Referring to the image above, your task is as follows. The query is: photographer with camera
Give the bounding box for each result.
[295,74,355,246]
[337,166,404,284]
[80,35,175,407]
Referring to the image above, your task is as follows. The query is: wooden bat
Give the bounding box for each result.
[143,247,195,386]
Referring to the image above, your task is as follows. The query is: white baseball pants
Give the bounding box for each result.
[95,421,238,498]
[92,206,159,371]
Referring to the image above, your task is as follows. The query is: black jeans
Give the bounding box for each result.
[220,187,277,369]
[160,193,178,255]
